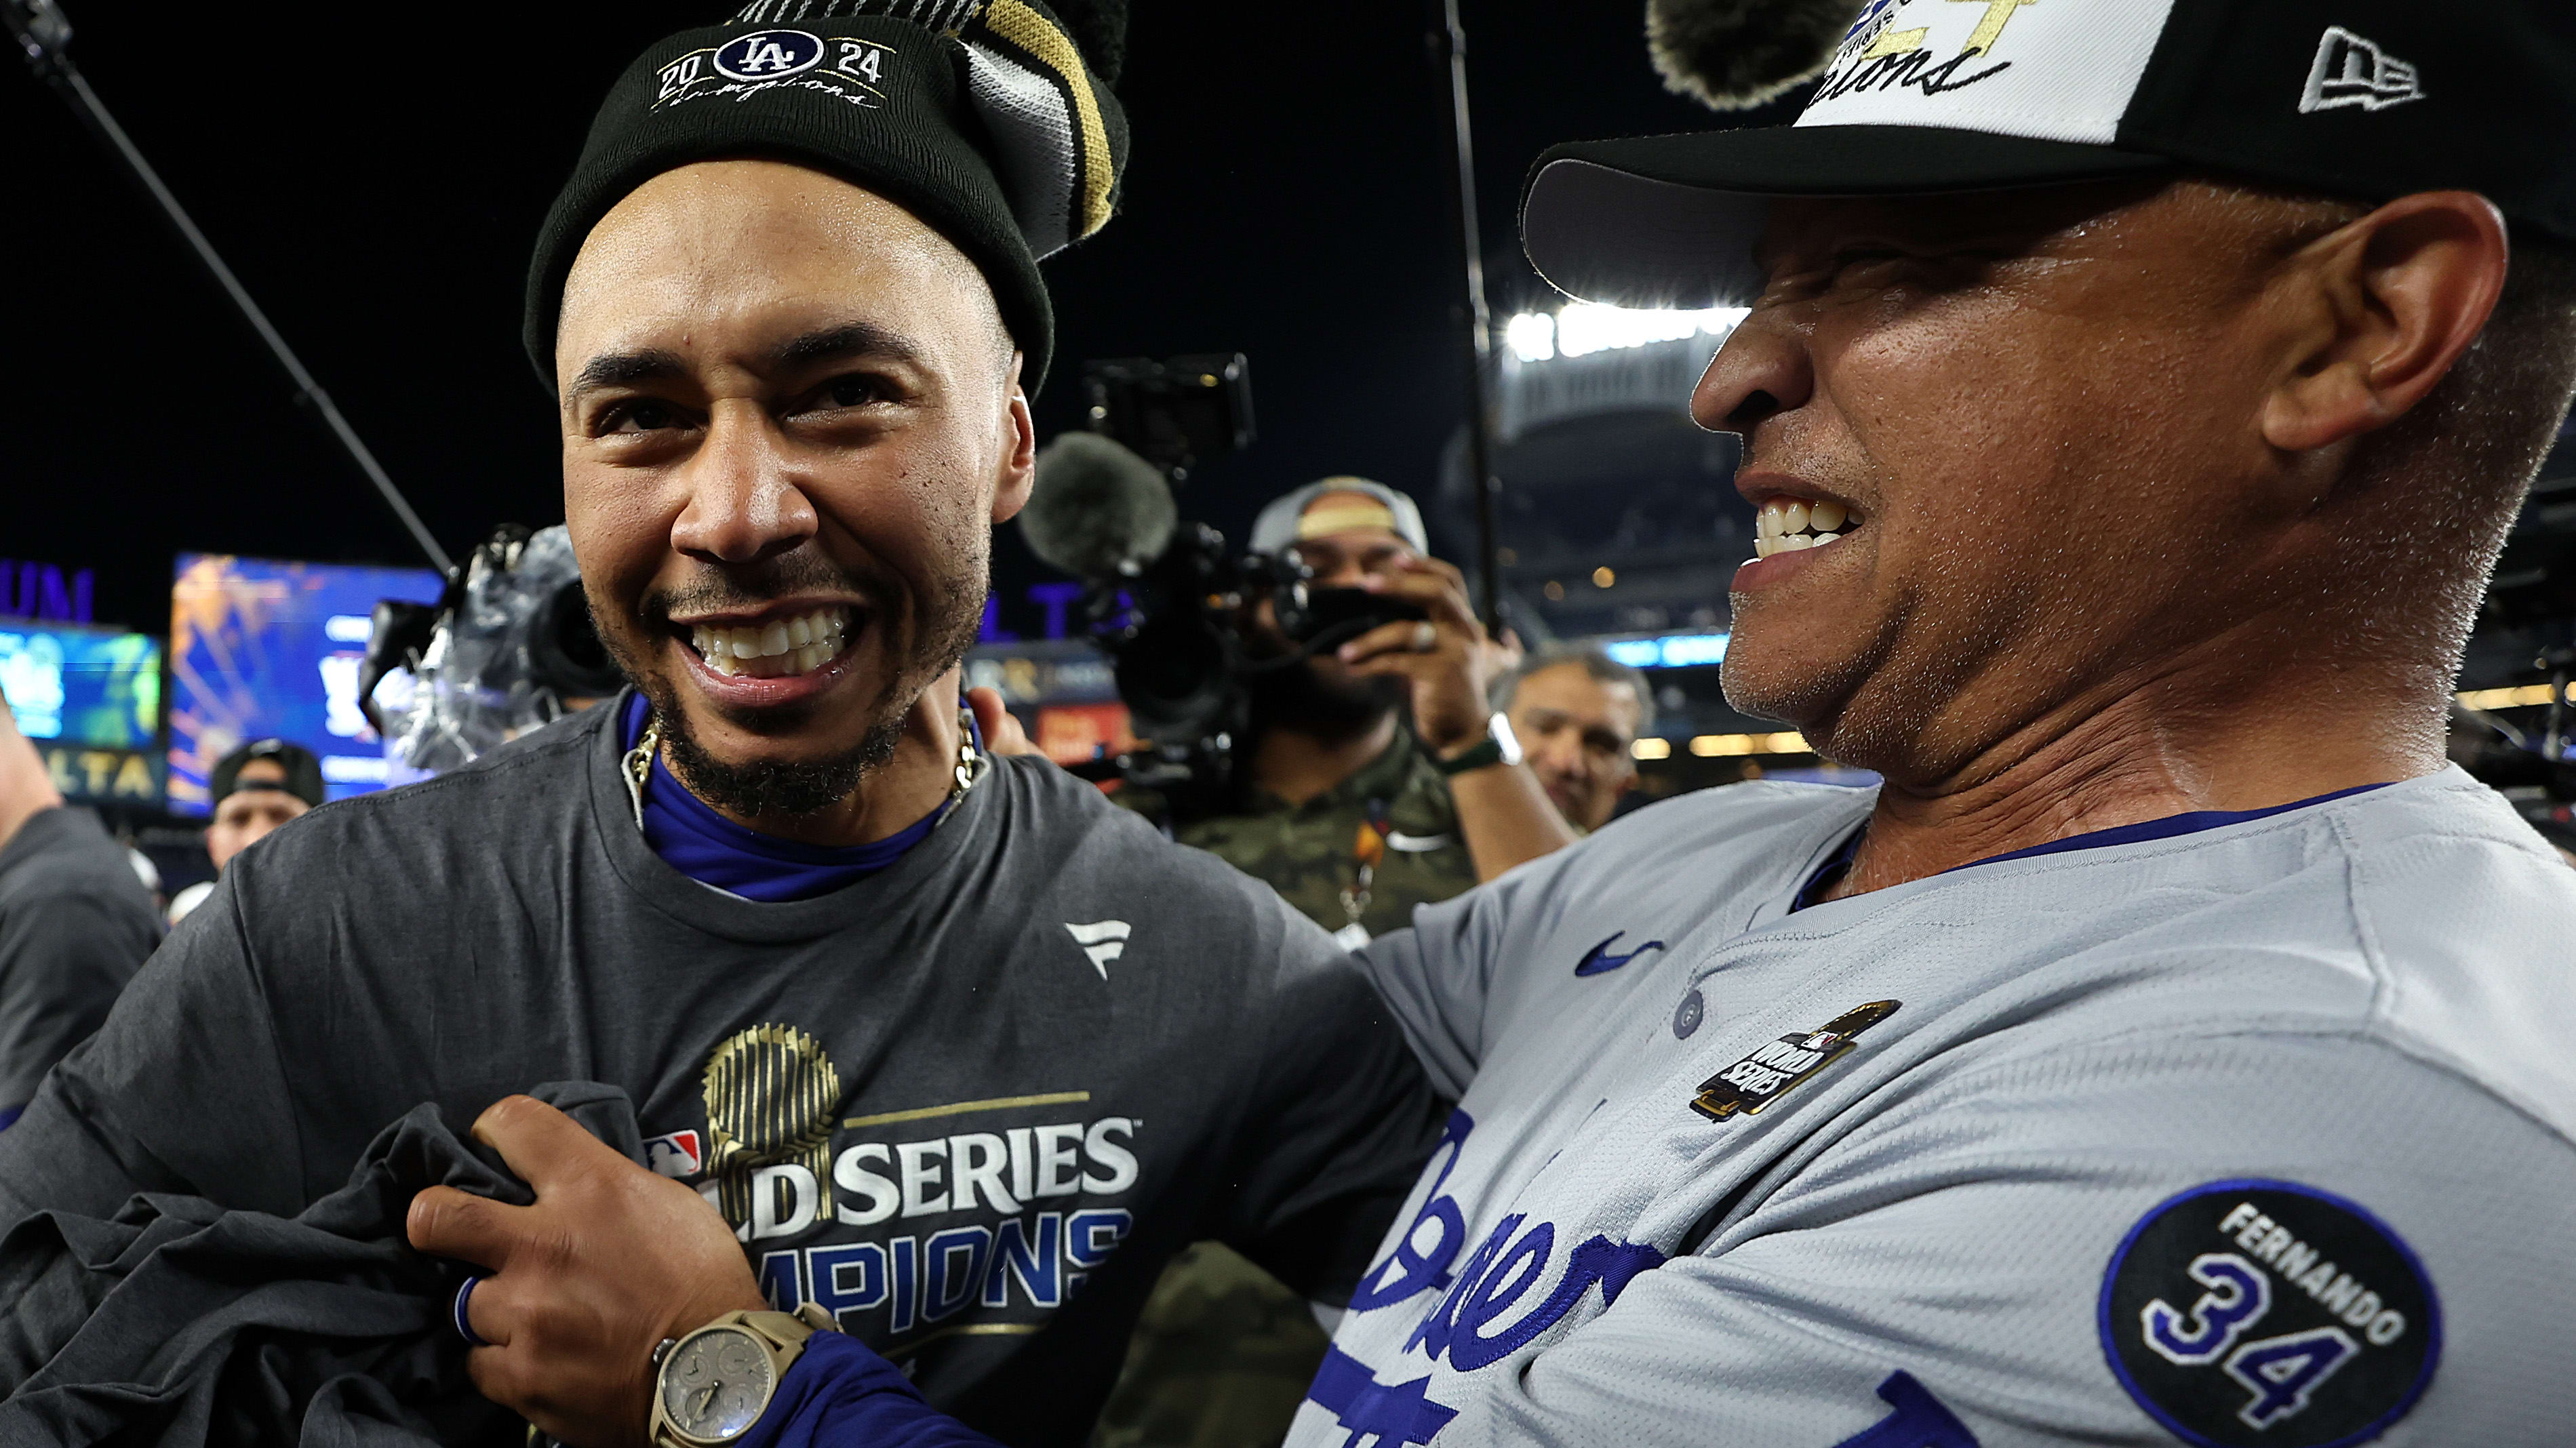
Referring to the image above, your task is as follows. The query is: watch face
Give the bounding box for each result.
[660,1325,776,1443]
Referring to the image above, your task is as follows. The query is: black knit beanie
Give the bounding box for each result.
[524,0,1130,391]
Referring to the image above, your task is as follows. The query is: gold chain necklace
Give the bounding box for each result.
[622,706,985,830]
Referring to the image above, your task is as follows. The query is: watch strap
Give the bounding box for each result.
[1436,713,1523,776]
[1435,736,1505,776]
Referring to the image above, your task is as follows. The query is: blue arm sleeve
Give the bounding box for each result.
[736,1333,1004,1448]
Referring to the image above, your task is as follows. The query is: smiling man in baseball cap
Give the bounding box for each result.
[1265,1,2576,1444]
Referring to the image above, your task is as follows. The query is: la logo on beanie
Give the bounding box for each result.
[656,29,892,111]
[714,29,825,81]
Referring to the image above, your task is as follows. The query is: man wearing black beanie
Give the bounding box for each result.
[0,5,1444,1444]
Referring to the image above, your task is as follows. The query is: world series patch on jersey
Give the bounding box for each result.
[1297,770,2576,1447]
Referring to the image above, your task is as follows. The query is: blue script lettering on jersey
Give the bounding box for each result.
[1834,1371,1982,1447]
[1307,1345,1458,1448]
[1403,1213,1665,1371]
[1349,1109,1474,1312]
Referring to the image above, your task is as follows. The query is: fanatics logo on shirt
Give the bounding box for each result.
[1689,1000,1899,1121]
[1065,920,1132,978]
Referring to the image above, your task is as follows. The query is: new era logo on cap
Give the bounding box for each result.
[2301,26,2423,113]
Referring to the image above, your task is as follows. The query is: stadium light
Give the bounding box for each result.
[1505,311,1556,363]
[1502,303,1748,361]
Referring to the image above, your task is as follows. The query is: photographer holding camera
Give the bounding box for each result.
[1125,478,1574,946]
[1098,478,1574,1448]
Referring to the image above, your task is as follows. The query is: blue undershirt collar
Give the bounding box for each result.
[1792,782,2391,912]
[620,693,949,904]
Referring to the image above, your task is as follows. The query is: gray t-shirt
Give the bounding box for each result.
[1299,769,2576,1448]
[0,805,160,1114]
[0,699,1443,1445]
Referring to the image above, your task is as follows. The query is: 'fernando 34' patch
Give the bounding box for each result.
[2099,1180,2439,1448]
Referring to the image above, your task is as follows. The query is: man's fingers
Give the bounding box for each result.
[470,1094,627,1194]
[406,1184,517,1272]
[454,1262,517,1348]
[966,686,1040,758]
[1364,565,1480,634]
[1339,620,1448,665]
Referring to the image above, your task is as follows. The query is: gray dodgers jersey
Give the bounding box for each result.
[1296,769,2576,1448]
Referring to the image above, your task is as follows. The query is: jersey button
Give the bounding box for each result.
[1672,988,1705,1039]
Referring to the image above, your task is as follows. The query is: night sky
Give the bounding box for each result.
[3,1,1781,639]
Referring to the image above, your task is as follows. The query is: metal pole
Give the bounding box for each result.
[8,1,454,576]
[1429,0,1503,630]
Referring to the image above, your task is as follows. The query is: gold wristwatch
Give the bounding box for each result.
[647,1304,837,1447]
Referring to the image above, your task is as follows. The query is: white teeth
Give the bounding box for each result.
[1753,496,1861,561]
[688,607,850,679]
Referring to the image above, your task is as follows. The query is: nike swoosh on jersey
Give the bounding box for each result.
[1573,931,1665,977]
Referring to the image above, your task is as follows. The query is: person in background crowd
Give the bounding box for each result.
[0,683,160,1132]
[1494,645,1654,834]
[163,738,325,927]
[1097,480,1574,1448]
[1125,478,1574,946]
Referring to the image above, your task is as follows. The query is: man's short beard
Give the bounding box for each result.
[649,683,909,818]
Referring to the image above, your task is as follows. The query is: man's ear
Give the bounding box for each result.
[2263,190,2510,454]
[991,350,1037,525]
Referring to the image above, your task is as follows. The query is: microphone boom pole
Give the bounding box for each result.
[5,0,454,576]
[1427,0,1502,630]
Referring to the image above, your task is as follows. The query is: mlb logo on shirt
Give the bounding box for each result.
[646,1129,704,1180]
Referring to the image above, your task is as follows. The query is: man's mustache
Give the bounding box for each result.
[635,552,896,627]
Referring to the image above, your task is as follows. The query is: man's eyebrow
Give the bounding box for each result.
[774,321,926,370]
[568,348,687,399]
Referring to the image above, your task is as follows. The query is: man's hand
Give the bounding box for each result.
[966,685,1042,759]
[406,1095,766,1448]
[1334,556,1518,758]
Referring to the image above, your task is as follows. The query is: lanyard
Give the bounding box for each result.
[1336,797,1392,944]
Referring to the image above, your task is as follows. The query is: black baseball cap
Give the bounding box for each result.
[210,739,325,811]
[1524,0,2576,308]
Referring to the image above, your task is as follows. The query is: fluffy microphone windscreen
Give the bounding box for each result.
[1647,0,1865,110]
[1020,433,1178,581]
